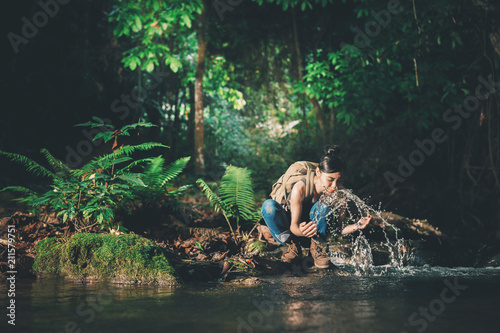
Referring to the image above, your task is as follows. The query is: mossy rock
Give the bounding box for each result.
[33,233,179,285]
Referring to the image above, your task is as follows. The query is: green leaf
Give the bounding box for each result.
[182,14,192,28]
[93,132,114,143]
[170,58,182,73]
[146,60,155,73]
[135,16,142,31]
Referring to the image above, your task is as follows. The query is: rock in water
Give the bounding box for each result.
[33,233,180,285]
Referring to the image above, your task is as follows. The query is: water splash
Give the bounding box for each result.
[311,188,406,274]
[351,234,374,275]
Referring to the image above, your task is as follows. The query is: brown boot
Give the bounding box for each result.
[310,240,331,269]
[281,238,302,264]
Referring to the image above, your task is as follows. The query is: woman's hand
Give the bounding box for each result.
[299,221,317,238]
[356,215,372,230]
[341,214,372,235]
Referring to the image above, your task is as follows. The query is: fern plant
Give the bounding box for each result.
[197,165,261,242]
[0,118,191,232]
[133,155,191,207]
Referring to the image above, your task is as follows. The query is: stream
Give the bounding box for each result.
[2,189,499,333]
[2,265,500,333]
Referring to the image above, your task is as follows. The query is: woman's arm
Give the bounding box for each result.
[289,182,317,238]
[341,215,372,235]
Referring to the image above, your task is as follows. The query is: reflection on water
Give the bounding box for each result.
[1,267,500,333]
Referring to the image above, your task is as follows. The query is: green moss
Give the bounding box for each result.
[33,233,179,285]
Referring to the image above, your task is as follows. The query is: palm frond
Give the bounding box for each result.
[0,150,55,179]
[158,156,191,187]
[219,165,257,222]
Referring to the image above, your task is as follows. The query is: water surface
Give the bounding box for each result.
[2,266,500,333]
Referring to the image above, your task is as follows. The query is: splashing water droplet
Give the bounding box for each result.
[311,188,406,274]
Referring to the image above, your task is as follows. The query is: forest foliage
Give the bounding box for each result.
[2,0,499,236]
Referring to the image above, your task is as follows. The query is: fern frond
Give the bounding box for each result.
[196,179,226,213]
[120,122,156,132]
[93,143,168,168]
[41,148,72,176]
[219,165,257,222]
[197,178,237,242]
[145,156,165,175]
[167,184,192,197]
[158,156,191,187]
[0,150,55,179]
[0,186,38,196]
[117,173,146,187]
[142,156,165,185]
[73,143,166,177]
[103,157,133,168]
[28,196,51,206]
[116,158,155,174]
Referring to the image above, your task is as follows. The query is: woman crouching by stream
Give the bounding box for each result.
[261,145,372,269]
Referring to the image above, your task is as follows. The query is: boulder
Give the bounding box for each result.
[33,233,180,285]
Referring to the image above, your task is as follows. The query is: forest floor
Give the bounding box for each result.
[0,191,290,284]
[2,191,498,285]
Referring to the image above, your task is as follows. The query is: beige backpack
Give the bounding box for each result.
[270,161,318,210]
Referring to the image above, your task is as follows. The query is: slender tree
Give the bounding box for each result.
[195,0,207,174]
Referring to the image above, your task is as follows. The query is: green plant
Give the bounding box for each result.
[0,119,190,232]
[134,155,191,207]
[196,165,261,242]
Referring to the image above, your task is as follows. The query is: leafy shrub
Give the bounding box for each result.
[0,119,190,232]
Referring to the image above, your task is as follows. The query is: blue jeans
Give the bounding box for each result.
[260,199,331,245]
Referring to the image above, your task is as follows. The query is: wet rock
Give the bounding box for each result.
[228,277,262,286]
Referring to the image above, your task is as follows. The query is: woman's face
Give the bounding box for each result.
[317,168,343,193]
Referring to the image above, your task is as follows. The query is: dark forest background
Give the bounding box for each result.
[1,0,499,238]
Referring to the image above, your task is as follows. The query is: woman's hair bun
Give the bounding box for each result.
[319,144,345,173]
[323,145,342,158]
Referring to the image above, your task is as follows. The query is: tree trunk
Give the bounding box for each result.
[194,0,206,175]
[172,85,181,157]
